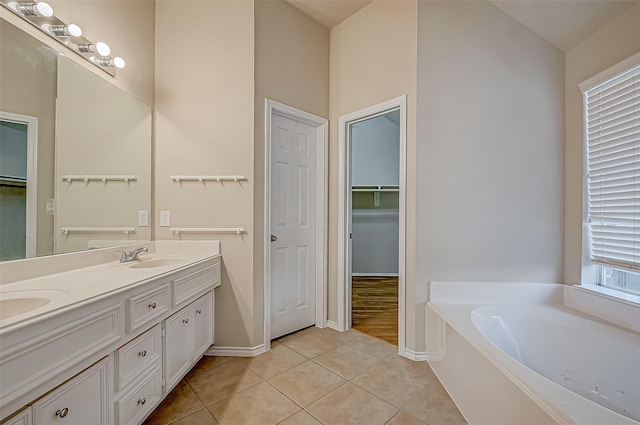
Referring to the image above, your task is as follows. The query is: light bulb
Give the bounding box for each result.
[113,57,125,69]
[35,2,53,17]
[17,1,54,17]
[95,42,110,57]
[50,24,82,37]
[66,24,82,37]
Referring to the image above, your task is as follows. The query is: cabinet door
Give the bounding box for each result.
[191,292,213,362]
[163,308,191,393]
[33,357,110,425]
[4,407,32,425]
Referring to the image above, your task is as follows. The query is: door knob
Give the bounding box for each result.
[270,234,278,242]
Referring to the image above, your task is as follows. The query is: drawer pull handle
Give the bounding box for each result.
[196,309,202,314]
[138,350,147,357]
[148,302,157,309]
[183,318,189,324]
[138,398,146,405]
[56,408,69,418]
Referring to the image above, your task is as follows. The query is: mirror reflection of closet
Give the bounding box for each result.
[350,110,400,344]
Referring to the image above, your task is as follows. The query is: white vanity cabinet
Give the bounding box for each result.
[0,246,221,425]
[164,291,214,393]
[32,357,111,425]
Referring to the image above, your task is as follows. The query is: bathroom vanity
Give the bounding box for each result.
[0,241,221,425]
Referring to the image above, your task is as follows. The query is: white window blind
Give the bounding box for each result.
[586,64,640,272]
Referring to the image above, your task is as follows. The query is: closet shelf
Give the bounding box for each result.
[169,227,245,235]
[61,226,136,235]
[61,175,137,182]
[170,175,247,182]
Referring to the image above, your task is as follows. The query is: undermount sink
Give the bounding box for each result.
[128,258,190,269]
[0,290,68,320]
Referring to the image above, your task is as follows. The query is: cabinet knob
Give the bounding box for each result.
[138,350,147,357]
[138,397,146,405]
[56,408,69,418]
[148,302,157,309]
[196,309,202,314]
[183,318,189,324]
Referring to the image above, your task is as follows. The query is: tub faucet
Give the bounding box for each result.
[118,247,149,262]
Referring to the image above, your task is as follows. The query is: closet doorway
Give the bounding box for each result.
[0,112,38,261]
[337,96,406,352]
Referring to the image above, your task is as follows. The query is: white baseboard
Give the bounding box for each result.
[402,348,430,361]
[327,320,341,331]
[352,273,399,277]
[204,344,267,357]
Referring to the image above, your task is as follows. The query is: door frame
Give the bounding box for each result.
[337,95,407,354]
[264,99,328,349]
[0,111,38,258]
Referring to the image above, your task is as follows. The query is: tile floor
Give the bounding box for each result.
[143,327,468,425]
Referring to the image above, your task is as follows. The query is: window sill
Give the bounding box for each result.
[576,284,640,307]
[567,285,640,334]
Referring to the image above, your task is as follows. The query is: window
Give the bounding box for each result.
[583,56,640,295]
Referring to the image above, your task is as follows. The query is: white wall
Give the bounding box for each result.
[564,3,640,285]
[254,0,329,346]
[155,1,256,348]
[352,112,400,186]
[417,1,565,352]
[329,0,418,344]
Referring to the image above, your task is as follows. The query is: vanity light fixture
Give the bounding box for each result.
[49,23,82,37]
[16,1,52,17]
[0,0,125,76]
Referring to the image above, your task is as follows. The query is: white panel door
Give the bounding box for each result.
[270,113,317,339]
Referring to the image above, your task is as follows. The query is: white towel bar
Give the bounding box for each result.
[61,227,136,235]
[170,227,245,235]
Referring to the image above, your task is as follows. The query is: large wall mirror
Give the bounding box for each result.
[0,17,151,262]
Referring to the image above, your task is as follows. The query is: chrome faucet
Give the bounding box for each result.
[118,247,149,262]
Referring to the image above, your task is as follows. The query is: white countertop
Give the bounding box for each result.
[0,241,220,334]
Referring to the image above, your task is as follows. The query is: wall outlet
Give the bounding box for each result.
[45,198,55,216]
[160,211,171,227]
[138,210,149,227]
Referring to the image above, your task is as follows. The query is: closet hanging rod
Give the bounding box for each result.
[352,185,399,193]
[61,227,136,235]
[61,175,137,182]
[170,175,247,182]
[169,227,245,235]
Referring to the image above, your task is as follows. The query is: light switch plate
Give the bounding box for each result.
[138,211,149,227]
[160,211,171,227]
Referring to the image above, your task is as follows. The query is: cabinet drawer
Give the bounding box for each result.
[173,259,219,307]
[115,325,161,391]
[33,357,110,425]
[115,367,161,425]
[126,284,170,333]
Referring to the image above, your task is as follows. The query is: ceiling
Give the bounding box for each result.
[284,0,639,52]
[284,0,372,28]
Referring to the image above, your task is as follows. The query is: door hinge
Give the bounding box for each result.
[161,378,166,387]
[349,233,352,240]
[161,328,166,337]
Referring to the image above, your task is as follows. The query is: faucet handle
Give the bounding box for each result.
[116,250,129,261]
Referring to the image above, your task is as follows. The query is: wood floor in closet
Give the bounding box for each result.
[351,276,398,346]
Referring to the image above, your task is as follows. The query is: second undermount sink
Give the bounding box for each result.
[128,257,191,269]
[0,290,68,320]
